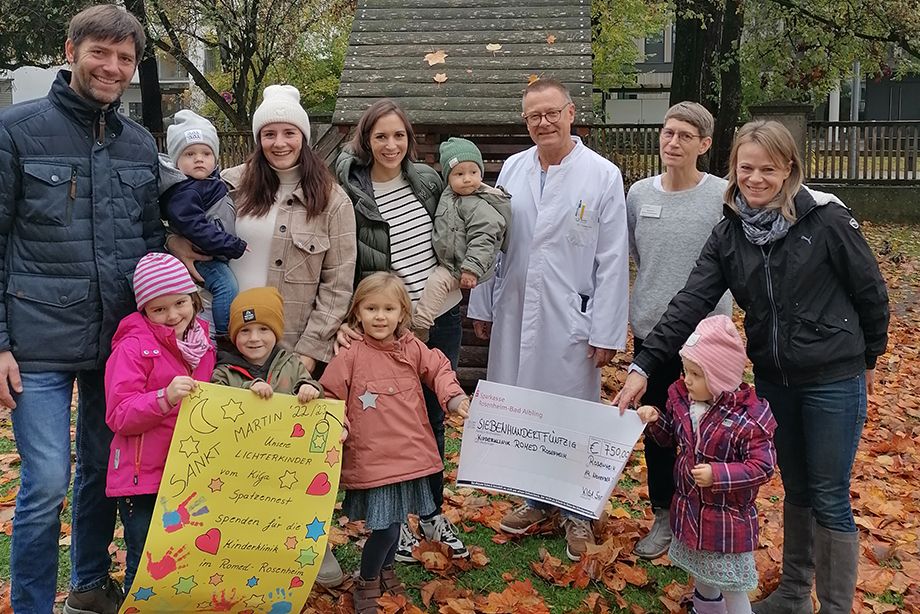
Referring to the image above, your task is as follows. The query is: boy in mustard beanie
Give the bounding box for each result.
[413,137,512,340]
[211,287,321,403]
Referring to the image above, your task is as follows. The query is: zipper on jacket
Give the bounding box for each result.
[133,433,143,486]
[69,167,77,200]
[66,166,76,225]
[96,113,106,147]
[762,244,788,386]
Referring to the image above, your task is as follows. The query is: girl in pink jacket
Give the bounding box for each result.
[104,253,216,596]
[320,272,469,614]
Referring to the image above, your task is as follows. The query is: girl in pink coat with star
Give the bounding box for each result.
[104,253,216,596]
[319,272,469,614]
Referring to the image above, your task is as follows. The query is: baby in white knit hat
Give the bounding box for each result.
[159,109,246,339]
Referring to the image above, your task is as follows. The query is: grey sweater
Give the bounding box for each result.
[626,174,733,340]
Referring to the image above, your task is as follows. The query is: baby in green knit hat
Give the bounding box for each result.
[412,137,512,341]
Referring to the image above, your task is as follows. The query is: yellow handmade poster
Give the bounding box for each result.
[119,382,344,614]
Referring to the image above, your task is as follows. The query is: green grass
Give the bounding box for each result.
[331,520,688,613]
[0,437,16,454]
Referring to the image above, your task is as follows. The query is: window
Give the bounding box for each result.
[157,54,188,80]
[0,80,11,109]
[643,31,664,64]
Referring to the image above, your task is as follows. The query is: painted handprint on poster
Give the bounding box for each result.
[120,383,344,613]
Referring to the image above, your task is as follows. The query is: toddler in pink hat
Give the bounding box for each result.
[637,315,777,614]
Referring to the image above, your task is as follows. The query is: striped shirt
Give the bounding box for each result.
[374,175,438,304]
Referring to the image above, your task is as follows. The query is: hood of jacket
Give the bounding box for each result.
[111,310,185,351]
[215,345,283,381]
[335,148,443,221]
[48,70,126,134]
[722,184,828,225]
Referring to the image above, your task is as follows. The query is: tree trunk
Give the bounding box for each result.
[712,0,744,176]
[124,0,163,132]
[669,0,707,106]
[670,0,726,172]
[670,0,724,107]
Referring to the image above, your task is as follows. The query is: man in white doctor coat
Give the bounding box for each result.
[467,79,629,561]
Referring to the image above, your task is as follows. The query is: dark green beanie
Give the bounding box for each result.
[439,137,484,182]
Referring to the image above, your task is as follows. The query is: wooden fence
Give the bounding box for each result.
[155,120,920,186]
[806,121,920,183]
[585,124,664,188]
[153,131,254,171]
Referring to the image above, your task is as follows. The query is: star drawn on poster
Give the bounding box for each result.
[278,469,298,489]
[221,399,245,422]
[208,477,224,492]
[243,593,265,609]
[358,390,377,410]
[296,547,318,567]
[209,573,223,586]
[324,448,340,467]
[132,587,155,601]
[178,436,200,458]
[173,575,197,595]
[304,517,326,541]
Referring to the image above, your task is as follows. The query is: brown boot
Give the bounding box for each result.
[352,575,382,614]
[379,565,407,597]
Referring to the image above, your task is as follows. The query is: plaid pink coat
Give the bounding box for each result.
[646,380,776,553]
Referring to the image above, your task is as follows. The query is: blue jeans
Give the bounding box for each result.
[421,304,462,516]
[195,260,238,336]
[755,374,867,533]
[10,370,117,612]
[117,494,156,597]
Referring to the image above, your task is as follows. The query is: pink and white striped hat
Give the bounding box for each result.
[679,314,748,399]
[132,252,198,311]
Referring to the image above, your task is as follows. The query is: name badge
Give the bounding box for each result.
[639,205,662,218]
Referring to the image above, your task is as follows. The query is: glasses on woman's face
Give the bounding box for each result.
[522,103,572,127]
[660,128,701,144]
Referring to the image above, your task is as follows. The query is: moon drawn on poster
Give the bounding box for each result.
[188,398,218,434]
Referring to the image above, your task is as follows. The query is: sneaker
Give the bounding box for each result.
[499,504,549,534]
[393,522,420,563]
[634,508,672,560]
[420,514,469,559]
[63,577,124,614]
[561,516,594,561]
[315,542,345,588]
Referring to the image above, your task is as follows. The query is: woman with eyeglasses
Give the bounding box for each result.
[616,120,888,613]
[626,102,733,561]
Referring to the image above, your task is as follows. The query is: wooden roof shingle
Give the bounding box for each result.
[333,0,593,126]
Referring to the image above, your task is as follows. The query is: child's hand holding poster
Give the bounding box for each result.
[120,382,344,614]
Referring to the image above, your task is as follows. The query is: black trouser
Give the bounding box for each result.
[421,305,462,518]
[634,338,681,511]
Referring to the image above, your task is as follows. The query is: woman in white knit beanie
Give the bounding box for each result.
[165,86,356,587]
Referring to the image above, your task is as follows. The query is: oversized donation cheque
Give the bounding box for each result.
[120,382,345,614]
[457,381,646,519]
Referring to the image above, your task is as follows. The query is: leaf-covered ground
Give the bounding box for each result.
[0,223,918,613]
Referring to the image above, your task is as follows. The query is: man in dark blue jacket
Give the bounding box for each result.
[0,5,163,613]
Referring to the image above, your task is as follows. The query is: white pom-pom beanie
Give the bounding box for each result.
[251,85,311,145]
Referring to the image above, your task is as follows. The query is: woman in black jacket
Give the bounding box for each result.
[615,120,888,614]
